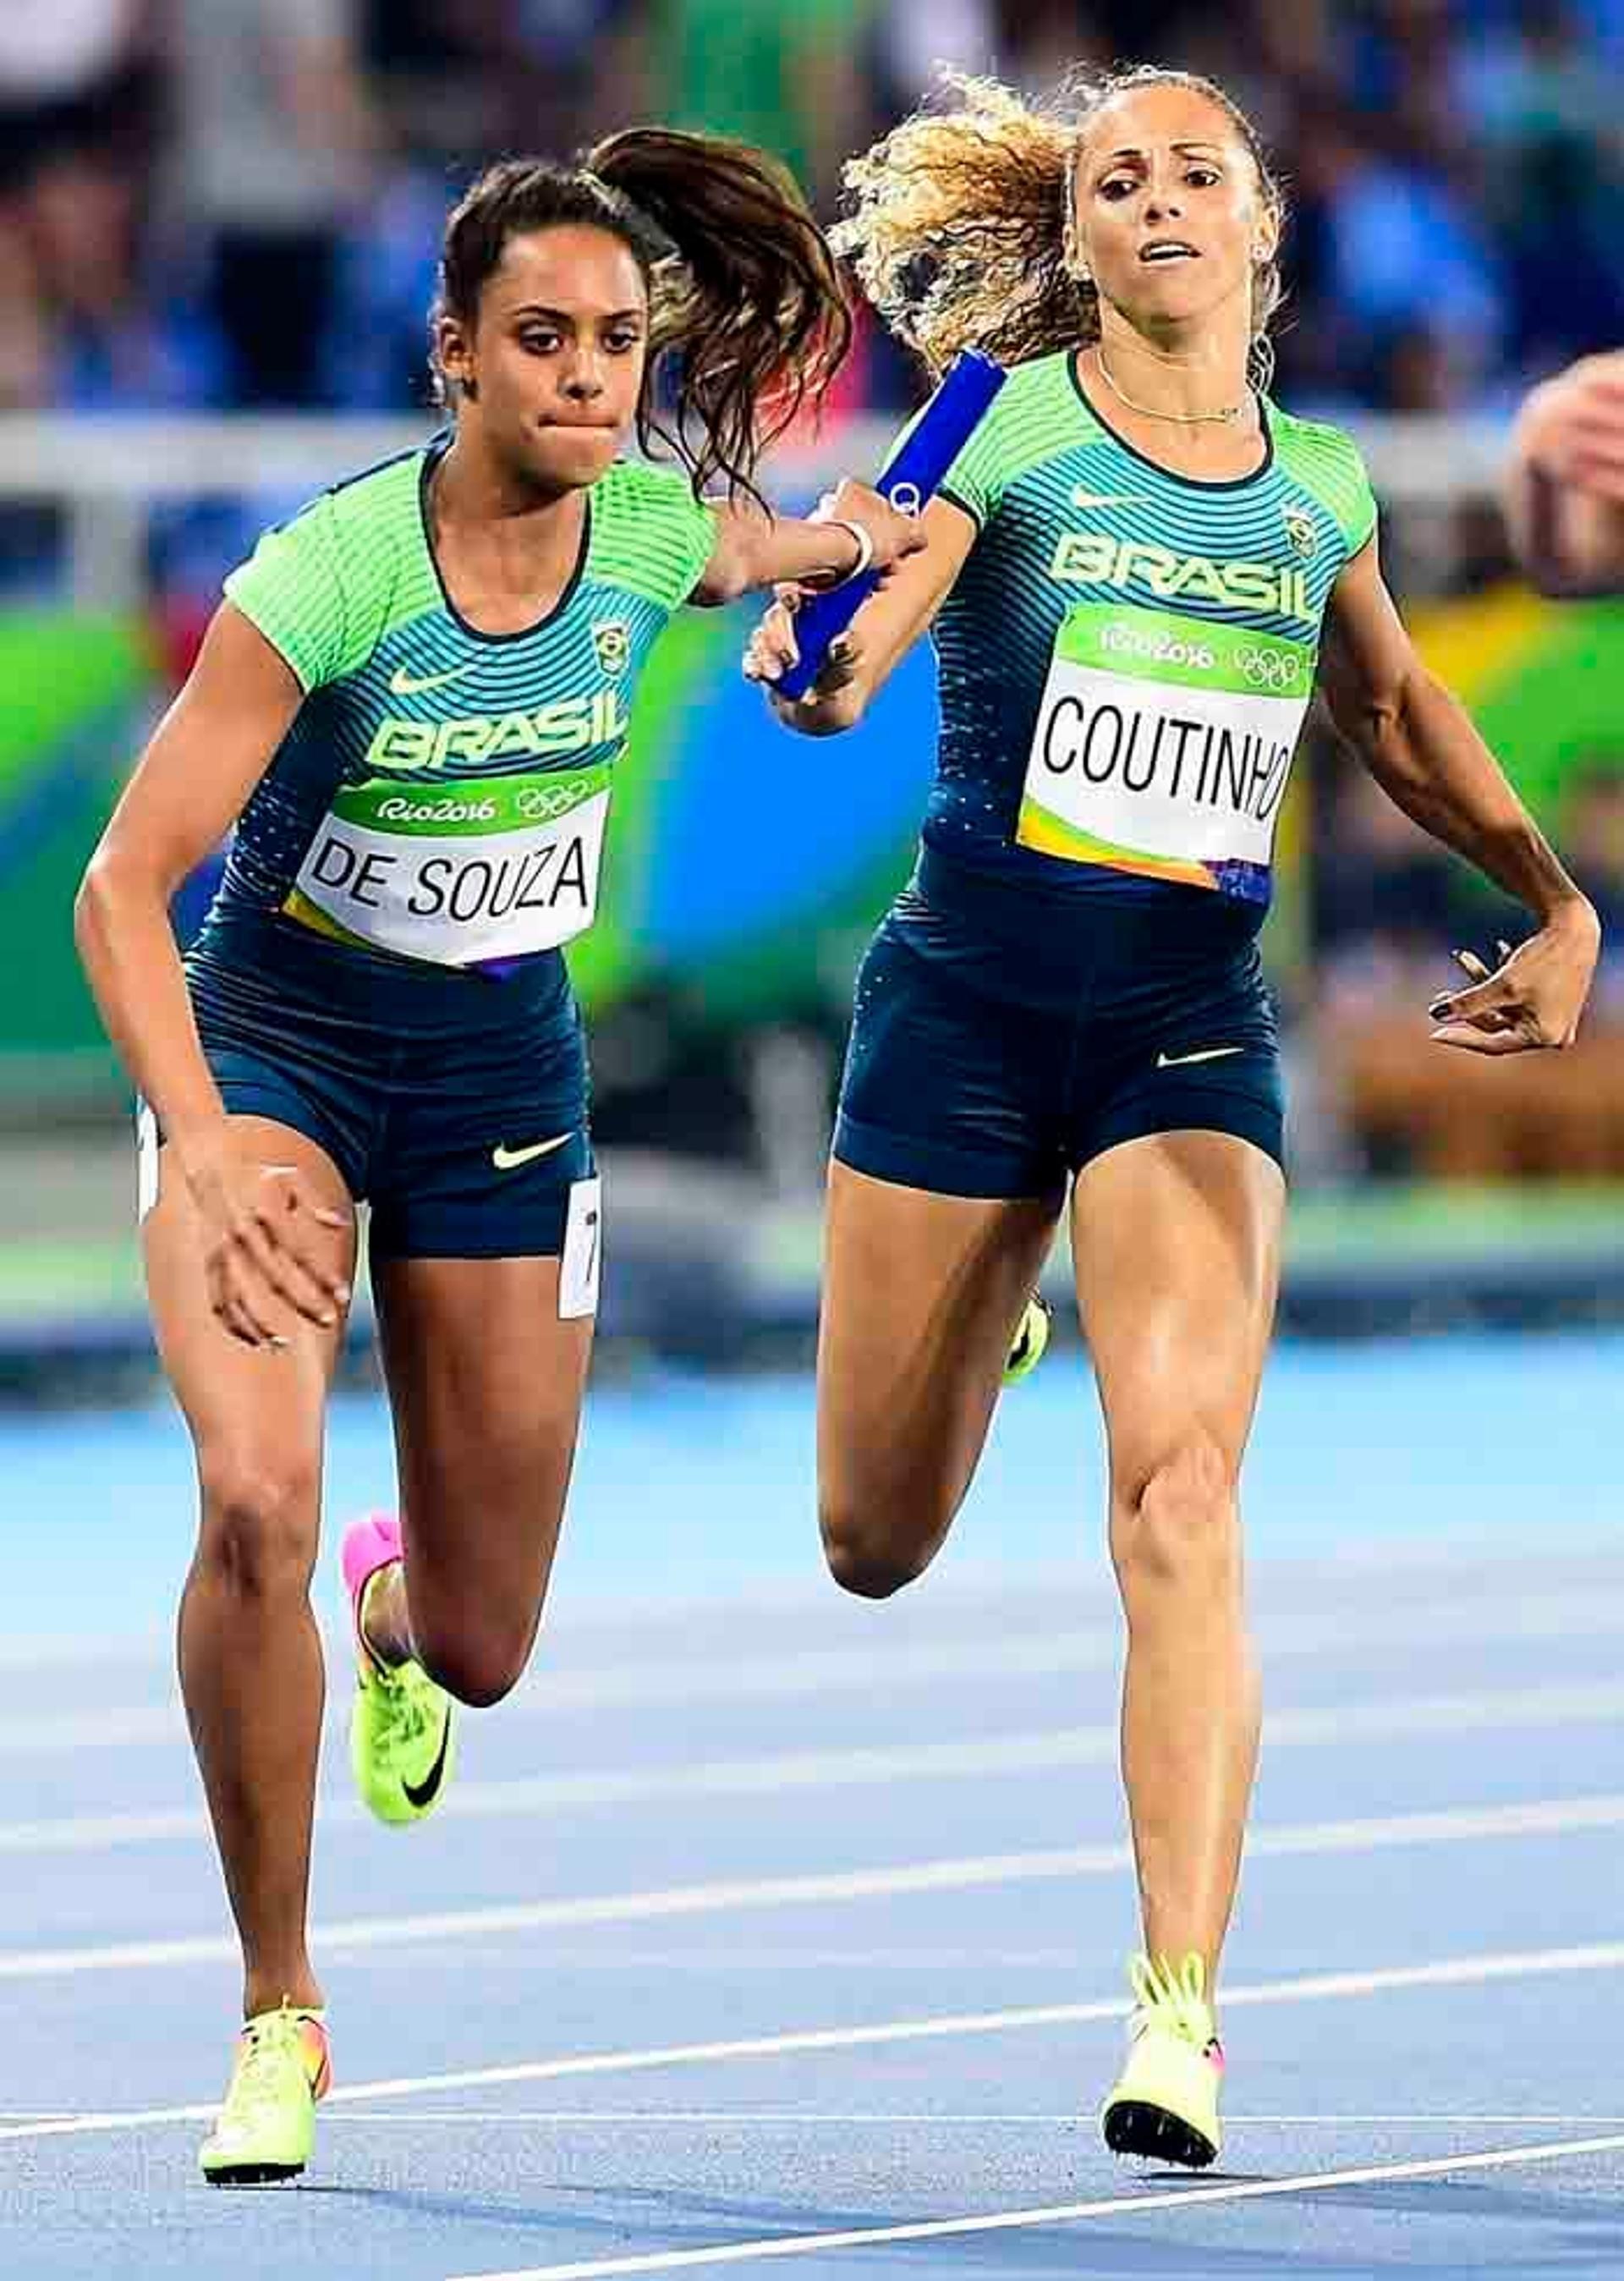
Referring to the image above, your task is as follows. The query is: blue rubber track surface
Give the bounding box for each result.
[3,1333,1622,2279]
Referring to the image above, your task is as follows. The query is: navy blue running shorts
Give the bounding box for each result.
[167,910,594,1260]
[833,848,1284,1201]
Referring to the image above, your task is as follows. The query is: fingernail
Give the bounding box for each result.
[334,1284,350,1304]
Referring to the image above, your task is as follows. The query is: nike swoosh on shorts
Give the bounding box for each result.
[1155,1046,1245,1069]
[491,1133,576,1170]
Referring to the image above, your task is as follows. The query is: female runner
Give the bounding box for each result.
[747,67,1599,2168]
[75,129,919,2184]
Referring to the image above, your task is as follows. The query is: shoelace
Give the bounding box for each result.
[374,1658,437,1750]
[1127,1952,1220,2054]
[227,2005,317,2118]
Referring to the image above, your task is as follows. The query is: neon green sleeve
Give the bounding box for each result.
[594,463,718,609]
[1275,415,1379,558]
[935,387,1014,530]
[1343,444,1379,556]
[222,495,349,692]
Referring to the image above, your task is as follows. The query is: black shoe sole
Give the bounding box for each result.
[1103,2098,1217,2169]
[203,2162,305,2187]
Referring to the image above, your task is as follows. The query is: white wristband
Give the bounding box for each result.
[825,518,875,585]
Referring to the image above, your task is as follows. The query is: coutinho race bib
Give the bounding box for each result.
[286,765,610,965]
[1016,603,1315,904]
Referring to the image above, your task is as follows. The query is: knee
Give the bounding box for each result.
[819,1496,932,1601]
[413,1610,536,1709]
[1113,1431,1239,1591]
[195,1444,320,1602]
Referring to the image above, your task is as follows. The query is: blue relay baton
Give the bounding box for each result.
[776,348,1007,701]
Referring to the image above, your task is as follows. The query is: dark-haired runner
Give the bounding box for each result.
[75,130,919,2185]
[748,68,1599,2168]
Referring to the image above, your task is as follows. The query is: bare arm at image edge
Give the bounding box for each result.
[1505,352,1624,599]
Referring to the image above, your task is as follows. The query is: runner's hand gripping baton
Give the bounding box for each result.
[776,349,1007,701]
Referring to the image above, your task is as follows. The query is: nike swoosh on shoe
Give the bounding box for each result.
[401,1704,455,1811]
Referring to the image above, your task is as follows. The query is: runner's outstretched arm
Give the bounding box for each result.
[1320,536,1599,1053]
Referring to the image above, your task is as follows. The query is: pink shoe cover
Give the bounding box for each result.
[340,1512,403,1652]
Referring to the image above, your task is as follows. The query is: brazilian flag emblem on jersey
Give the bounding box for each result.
[593,619,631,677]
[1284,508,1318,560]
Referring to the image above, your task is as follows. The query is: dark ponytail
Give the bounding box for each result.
[436,129,852,503]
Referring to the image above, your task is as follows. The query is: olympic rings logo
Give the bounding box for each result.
[516,786,581,822]
[1234,645,1307,694]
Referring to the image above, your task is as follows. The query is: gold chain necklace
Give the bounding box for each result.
[1095,349,1247,428]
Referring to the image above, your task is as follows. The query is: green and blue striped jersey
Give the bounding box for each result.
[206,440,716,968]
[924,349,1376,910]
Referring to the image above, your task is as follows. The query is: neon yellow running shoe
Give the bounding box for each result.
[1002,1294,1051,1387]
[1100,1952,1224,2168]
[342,1513,456,1828]
[200,2002,331,2185]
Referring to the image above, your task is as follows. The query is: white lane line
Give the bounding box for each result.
[442,2130,1624,2281]
[9,1674,1624,1859]
[5,1937,1624,2146]
[10,1585,1623,1757]
[311,2108,1624,2127]
[3,1790,1624,1982]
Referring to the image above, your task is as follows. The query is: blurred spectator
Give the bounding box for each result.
[1466,2,1624,368]
[1314,761,1462,1026]
[1306,107,1507,406]
[1317,753,1624,1180]
[1561,761,1624,1009]
[23,147,222,411]
[167,0,381,407]
[0,0,1623,420]
[622,0,879,212]
[0,210,52,410]
[0,6,155,186]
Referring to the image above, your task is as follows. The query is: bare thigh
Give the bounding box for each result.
[815,1161,1062,1596]
[371,1252,593,1706]
[1071,1132,1285,1523]
[143,1118,357,1554]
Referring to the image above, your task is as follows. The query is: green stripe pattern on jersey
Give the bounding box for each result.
[210,442,716,970]
[924,350,1375,910]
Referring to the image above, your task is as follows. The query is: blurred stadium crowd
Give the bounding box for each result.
[3,3,1624,1194]
[3,1,1624,422]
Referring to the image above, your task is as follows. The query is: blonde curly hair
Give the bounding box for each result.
[833,65,1287,391]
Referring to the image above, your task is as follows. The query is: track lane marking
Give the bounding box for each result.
[7,1676,1624,1857]
[442,2130,1624,2280]
[8,1586,1621,1757]
[5,1794,1624,1980]
[4,1937,1624,2145]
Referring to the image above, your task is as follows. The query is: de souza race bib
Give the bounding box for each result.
[286,766,610,966]
[1016,603,1316,902]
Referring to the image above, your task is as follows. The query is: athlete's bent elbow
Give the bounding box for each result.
[73,849,118,967]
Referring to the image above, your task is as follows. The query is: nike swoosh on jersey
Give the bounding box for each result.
[388,662,475,696]
[491,1133,576,1170]
[1071,488,1159,509]
[1156,1045,1245,1069]
[400,1703,454,1811]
